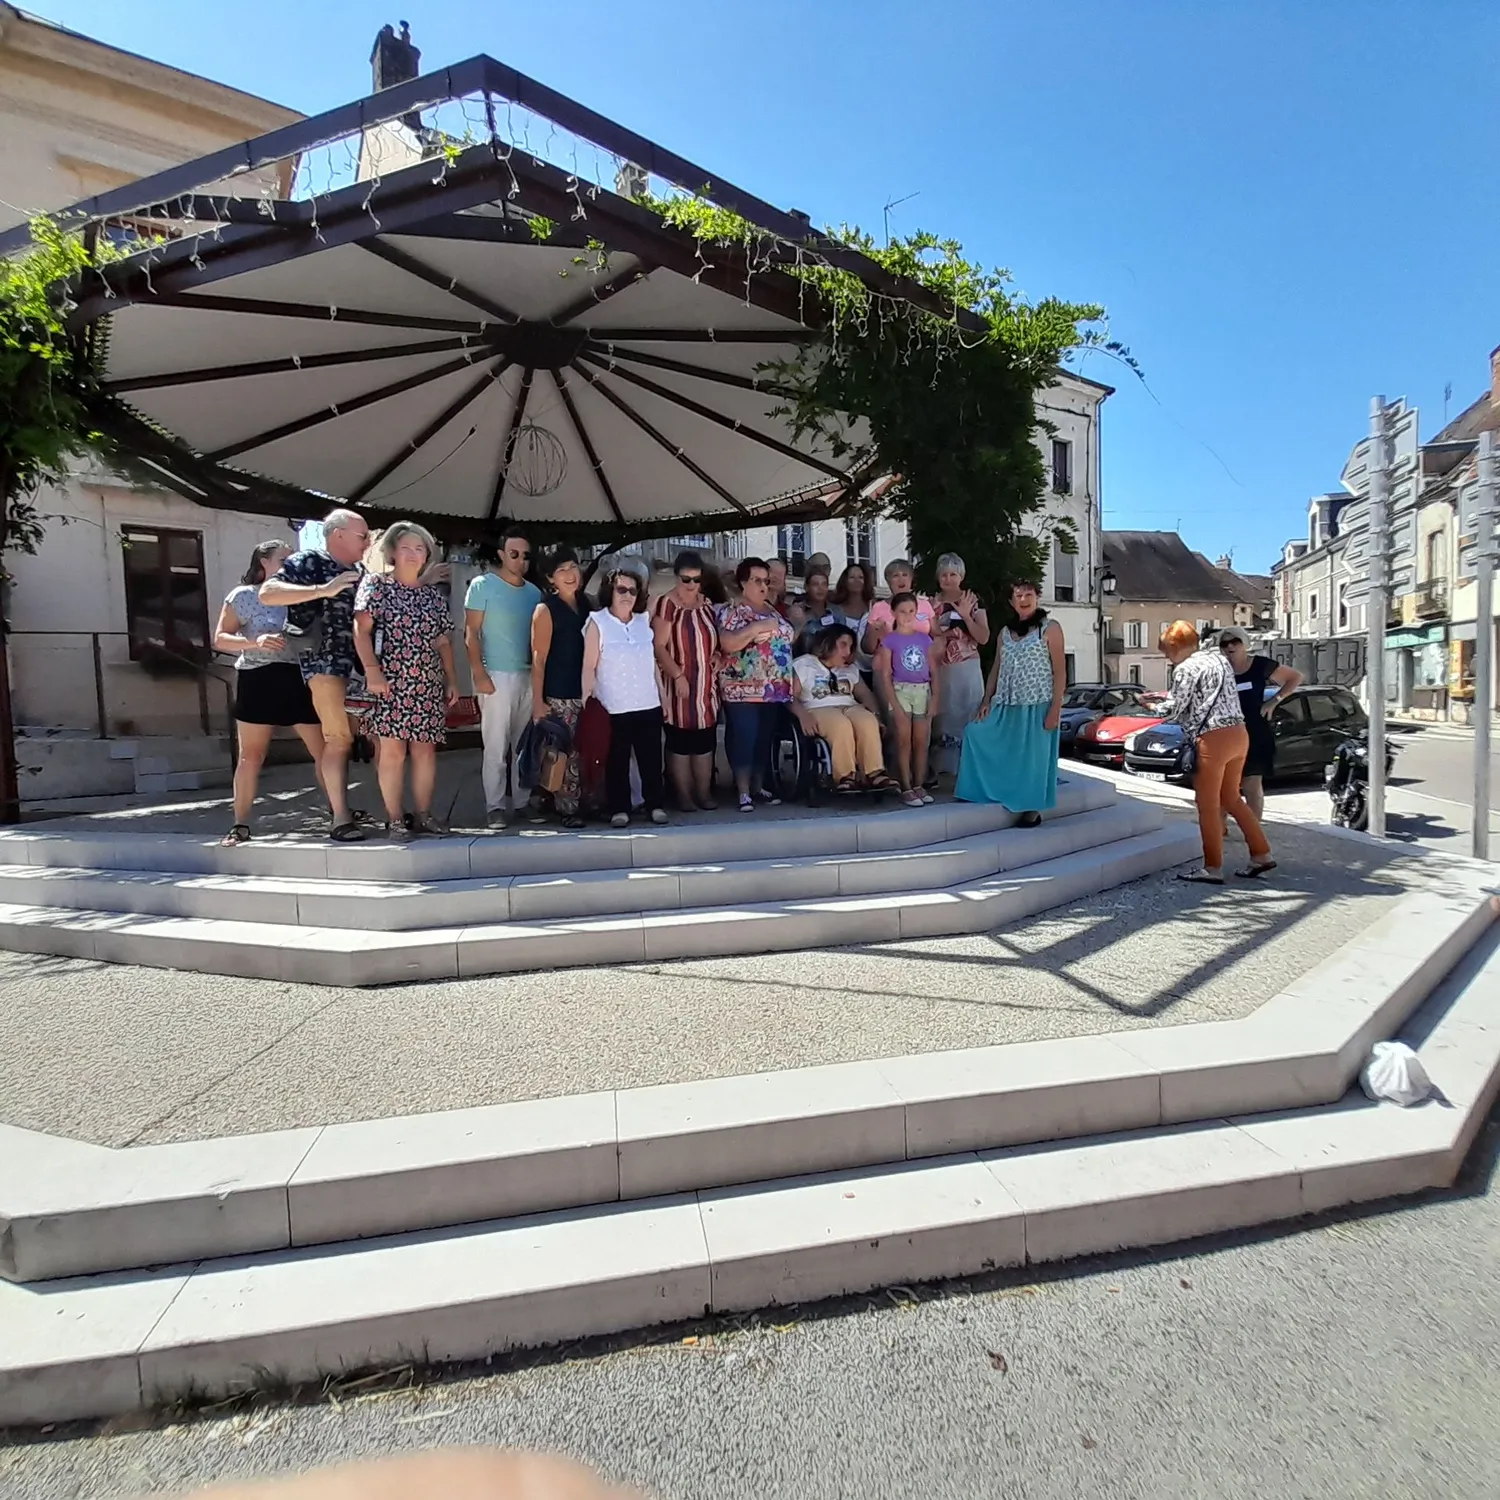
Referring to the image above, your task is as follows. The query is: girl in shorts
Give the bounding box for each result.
[876,592,941,807]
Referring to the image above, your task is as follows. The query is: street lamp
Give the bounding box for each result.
[1098,566,1117,598]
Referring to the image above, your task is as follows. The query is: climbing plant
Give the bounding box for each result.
[639,193,1133,620]
[0,217,116,580]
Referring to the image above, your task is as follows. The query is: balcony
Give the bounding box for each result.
[1413,579,1449,620]
[1103,636,1126,656]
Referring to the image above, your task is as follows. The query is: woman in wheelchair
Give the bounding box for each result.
[791,625,900,794]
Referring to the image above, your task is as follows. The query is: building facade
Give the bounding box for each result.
[1,5,304,755]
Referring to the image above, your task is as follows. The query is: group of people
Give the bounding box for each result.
[213,513,1076,844]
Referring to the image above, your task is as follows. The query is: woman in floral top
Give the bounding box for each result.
[1159,620,1275,884]
[716,556,795,812]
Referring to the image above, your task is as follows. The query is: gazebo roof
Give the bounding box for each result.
[10,54,969,541]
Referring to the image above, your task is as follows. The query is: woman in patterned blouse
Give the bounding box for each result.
[651,550,723,812]
[1158,620,1275,884]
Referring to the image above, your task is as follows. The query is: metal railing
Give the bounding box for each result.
[1413,578,1449,619]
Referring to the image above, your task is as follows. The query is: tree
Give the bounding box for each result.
[0,217,115,819]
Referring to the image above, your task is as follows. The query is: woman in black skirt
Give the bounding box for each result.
[214,540,329,845]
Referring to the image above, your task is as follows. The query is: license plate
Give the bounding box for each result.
[1137,772,1167,781]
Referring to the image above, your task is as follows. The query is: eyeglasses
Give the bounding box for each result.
[505,548,530,560]
[678,574,703,586]
[614,583,639,595]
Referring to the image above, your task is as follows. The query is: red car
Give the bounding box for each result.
[1073,695,1167,765]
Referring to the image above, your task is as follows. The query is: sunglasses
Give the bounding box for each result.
[614,583,639,595]
[678,574,703,586]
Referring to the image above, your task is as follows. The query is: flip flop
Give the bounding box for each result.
[1236,861,1279,879]
[1176,870,1225,885]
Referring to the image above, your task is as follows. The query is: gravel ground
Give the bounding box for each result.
[0,821,1453,1146]
[5,1106,1498,1500]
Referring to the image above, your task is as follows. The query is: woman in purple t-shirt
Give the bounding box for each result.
[876,593,942,807]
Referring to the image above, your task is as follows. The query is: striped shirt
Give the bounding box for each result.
[651,592,720,730]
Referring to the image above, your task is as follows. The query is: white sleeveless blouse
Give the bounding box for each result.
[589,607,660,714]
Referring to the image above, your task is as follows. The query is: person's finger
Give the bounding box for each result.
[182,1446,637,1500]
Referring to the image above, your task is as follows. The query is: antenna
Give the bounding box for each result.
[882,190,919,246]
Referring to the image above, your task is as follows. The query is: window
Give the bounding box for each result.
[1064,652,1076,685]
[1052,538,1076,602]
[775,524,809,576]
[1308,592,1318,621]
[1126,620,1144,650]
[1425,530,1448,582]
[1195,619,1210,638]
[1273,696,1310,736]
[1331,690,1364,721]
[1337,583,1349,630]
[122,527,209,663]
[843,516,876,571]
[1306,693,1344,725]
[1128,665,1142,685]
[667,532,713,550]
[1050,438,1073,494]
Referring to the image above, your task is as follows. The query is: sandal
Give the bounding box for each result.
[349,807,373,825]
[410,812,448,836]
[562,815,586,829]
[867,771,901,792]
[329,819,366,843]
[383,821,414,843]
[835,774,861,794]
[221,824,251,848]
[1236,860,1278,879]
[1176,870,1225,885]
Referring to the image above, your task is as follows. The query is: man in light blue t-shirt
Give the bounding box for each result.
[464,527,542,826]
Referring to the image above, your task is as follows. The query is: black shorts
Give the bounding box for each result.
[664,723,718,756]
[234,661,318,727]
[1242,741,1274,780]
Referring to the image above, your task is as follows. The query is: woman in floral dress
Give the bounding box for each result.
[353,522,459,839]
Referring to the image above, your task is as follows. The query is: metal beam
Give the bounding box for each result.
[582,328,817,345]
[552,367,624,524]
[569,360,749,516]
[104,336,478,393]
[550,260,652,328]
[120,292,483,335]
[205,350,496,462]
[578,350,845,480]
[589,342,795,395]
[488,365,535,520]
[348,357,512,504]
[359,238,521,325]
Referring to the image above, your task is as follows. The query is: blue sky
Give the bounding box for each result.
[38,0,1500,574]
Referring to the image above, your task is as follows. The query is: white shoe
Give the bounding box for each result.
[486,807,508,829]
[610,812,630,828]
[650,808,669,825]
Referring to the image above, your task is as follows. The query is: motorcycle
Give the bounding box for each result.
[1325,732,1398,831]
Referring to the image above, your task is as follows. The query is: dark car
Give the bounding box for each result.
[1058,683,1154,754]
[1122,685,1368,783]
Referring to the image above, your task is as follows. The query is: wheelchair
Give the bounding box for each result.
[768,705,890,807]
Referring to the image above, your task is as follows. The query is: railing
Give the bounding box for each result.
[8,630,237,772]
[1413,579,1449,619]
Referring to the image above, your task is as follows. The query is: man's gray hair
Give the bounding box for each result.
[936,553,966,577]
[323,508,365,535]
[884,557,913,579]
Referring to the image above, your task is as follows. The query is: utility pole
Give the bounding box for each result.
[1474,429,1498,860]
[1366,396,1390,839]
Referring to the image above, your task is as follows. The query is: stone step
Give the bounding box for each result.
[2,886,1489,1284]
[0,823,1198,986]
[0,775,1119,882]
[0,801,1163,931]
[4,921,1496,1430]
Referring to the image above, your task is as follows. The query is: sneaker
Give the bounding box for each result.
[486,807,508,829]
[738,794,755,813]
[650,808,669,825]
[919,790,935,805]
[610,812,630,828]
[383,821,414,843]
[900,789,924,808]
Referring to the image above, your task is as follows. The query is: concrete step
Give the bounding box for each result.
[0,801,1163,931]
[4,916,1496,1430]
[0,774,1120,882]
[2,886,1489,1284]
[0,823,1198,986]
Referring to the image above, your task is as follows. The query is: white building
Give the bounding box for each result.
[1,4,302,788]
[741,369,1112,683]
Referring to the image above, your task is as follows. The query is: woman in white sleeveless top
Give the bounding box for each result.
[582,567,668,826]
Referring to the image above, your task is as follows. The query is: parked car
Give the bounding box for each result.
[1074,696,1168,766]
[1122,685,1368,783]
[1058,683,1154,754]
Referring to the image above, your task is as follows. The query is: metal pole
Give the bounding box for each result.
[1366,396,1389,839]
[1474,430,1498,859]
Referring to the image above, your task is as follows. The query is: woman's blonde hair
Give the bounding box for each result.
[1159,620,1200,654]
[379,521,438,570]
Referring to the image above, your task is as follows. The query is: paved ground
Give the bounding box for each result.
[0,816,1463,1146]
[5,1106,1497,1500]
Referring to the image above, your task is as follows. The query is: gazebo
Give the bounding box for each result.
[3,48,970,550]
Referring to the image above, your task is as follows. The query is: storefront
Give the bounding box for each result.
[1385,623,1449,718]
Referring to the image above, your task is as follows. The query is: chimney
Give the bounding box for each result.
[370,21,421,92]
[1491,343,1500,410]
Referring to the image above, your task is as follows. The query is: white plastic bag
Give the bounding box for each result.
[1359,1041,1433,1107]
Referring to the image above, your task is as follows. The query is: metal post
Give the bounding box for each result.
[1474,430,1498,859]
[1366,396,1389,839]
[91,633,108,739]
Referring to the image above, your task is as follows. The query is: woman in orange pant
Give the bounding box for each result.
[1158,621,1276,884]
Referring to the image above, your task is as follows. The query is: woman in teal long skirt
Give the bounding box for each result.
[955,580,1066,827]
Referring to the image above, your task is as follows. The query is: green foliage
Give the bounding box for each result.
[637,191,1134,624]
[526,214,557,243]
[0,217,115,577]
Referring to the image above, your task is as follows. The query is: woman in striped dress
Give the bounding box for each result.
[651,550,722,811]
